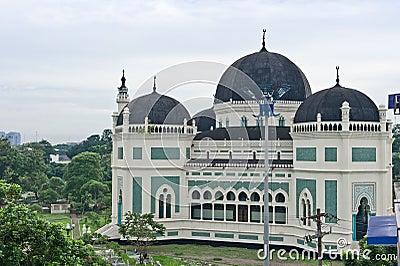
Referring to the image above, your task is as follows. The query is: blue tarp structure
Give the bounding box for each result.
[367,216,397,245]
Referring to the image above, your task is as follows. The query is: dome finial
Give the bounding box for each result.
[262,29,266,49]
[336,66,340,85]
[153,76,157,92]
[121,69,126,86]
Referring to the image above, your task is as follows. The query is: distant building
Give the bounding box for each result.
[1,131,21,146]
[50,153,71,164]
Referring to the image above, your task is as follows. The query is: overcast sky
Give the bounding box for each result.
[1,0,399,144]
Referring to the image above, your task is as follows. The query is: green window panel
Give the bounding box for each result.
[352,147,376,162]
[192,172,200,176]
[270,236,284,242]
[118,147,124,160]
[325,147,337,162]
[192,232,210,237]
[239,234,258,240]
[226,172,235,177]
[151,147,180,160]
[215,233,234,239]
[220,150,229,153]
[132,177,142,213]
[325,180,337,223]
[132,147,142,160]
[275,173,285,178]
[215,172,223,176]
[296,147,316,161]
[167,231,178,236]
[186,147,191,159]
[297,239,305,245]
[203,172,212,176]
[308,242,316,248]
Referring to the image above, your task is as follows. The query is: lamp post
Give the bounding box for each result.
[262,93,270,266]
[71,223,75,238]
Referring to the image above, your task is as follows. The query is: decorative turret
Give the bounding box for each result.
[117,69,130,113]
[341,101,351,131]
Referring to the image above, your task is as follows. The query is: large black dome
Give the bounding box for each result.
[294,84,379,123]
[188,107,216,132]
[116,91,191,125]
[214,47,312,103]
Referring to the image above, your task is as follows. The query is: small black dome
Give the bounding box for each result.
[188,107,216,132]
[294,84,379,123]
[116,91,190,125]
[214,48,312,103]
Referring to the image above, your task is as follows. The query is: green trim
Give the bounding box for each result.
[118,147,124,160]
[325,180,337,223]
[352,147,376,162]
[325,147,337,162]
[151,147,180,160]
[220,150,229,153]
[308,242,316,248]
[325,245,337,250]
[270,236,284,242]
[167,231,178,236]
[151,176,180,213]
[132,147,142,160]
[233,150,242,153]
[296,147,316,161]
[192,232,210,237]
[215,233,234,239]
[297,239,305,245]
[239,234,258,240]
[296,178,316,217]
[186,147,191,159]
[132,177,142,213]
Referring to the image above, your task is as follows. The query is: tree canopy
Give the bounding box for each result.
[119,212,165,263]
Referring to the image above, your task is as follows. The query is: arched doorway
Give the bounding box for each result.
[356,197,370,240]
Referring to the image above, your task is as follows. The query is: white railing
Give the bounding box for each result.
[292,121,382,133]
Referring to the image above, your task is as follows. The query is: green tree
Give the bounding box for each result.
[118,212,165,264]
[0,180,22,204]
[39,188,59,204]
[81,180,109,210]
[47,176,65,195]
[63,152,103,201]
[0,139,22,183]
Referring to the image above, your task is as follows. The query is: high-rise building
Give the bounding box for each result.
[6,132,21,146]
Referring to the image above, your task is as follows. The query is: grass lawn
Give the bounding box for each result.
[39,213,71,227]
[145,244,345,266]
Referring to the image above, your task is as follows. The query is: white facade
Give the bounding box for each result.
[98,46,393,253]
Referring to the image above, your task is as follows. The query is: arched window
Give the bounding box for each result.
[215,191,224,201]
[239,192,248,201]
[192,190,200,200]
[203,191,212,200]
[227,191,235,201]
[226,117,230,127]
[274,192,287,224]
[299,190,313,226]
[159,194,164,218]
[275,193,285,203]
[166,194,172,218]
[356,197,370,240]
[250,192,260,202]
[278,116,285,127]
[218,120,222,128]
[241,116,248,127]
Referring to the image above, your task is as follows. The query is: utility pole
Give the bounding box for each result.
[303,208,331,266]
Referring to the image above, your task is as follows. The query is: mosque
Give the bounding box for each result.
[98,31,393,251]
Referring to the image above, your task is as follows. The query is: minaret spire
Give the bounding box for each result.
[262,29,266,49]
[336,66,340,85]
[153,76,157,92]
[116,69,129,113]
[121,69,126,87]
